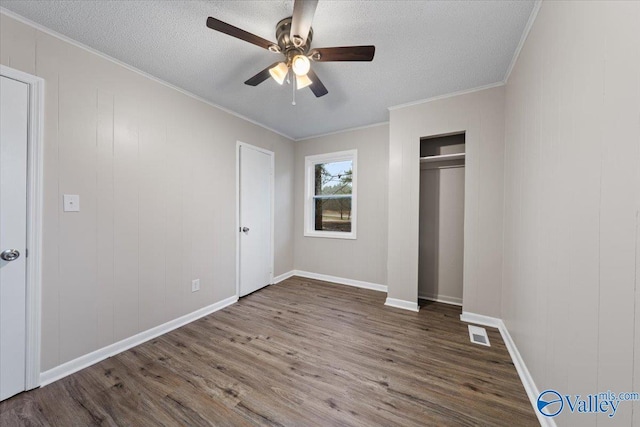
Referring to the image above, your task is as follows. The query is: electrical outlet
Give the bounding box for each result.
[191,279,200,292]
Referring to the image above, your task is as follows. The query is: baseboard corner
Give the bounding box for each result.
[459,311,502,329]
[293,270,388,293]
[384,297,419,312]
[418,294,463,307]
[272,270,295,284]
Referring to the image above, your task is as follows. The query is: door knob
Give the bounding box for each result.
[241,227,250,233]
[0,249,20,262]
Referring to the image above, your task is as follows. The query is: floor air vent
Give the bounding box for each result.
[468,325,490,347]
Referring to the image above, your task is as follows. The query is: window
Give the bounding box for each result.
[304,150,357,239]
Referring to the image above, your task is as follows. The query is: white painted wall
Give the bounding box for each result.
[502,1,640,426]
[387,86,505,316]
[0,13,295,372]
[418,165,465,305]
[294,124,389,286]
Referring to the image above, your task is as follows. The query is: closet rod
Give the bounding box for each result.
[419,152,465,163]
[421,164,465,170]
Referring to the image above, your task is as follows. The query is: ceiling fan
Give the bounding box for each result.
[206,0,375,99]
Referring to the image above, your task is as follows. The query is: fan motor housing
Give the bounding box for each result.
[275,17,313,56]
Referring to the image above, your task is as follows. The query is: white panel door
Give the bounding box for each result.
[0,76,29,401]
[239,145,272,297]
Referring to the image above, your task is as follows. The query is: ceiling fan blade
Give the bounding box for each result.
[290,0,318,46]
[244,62,281,86]
[206,17,277,51]
[312,46,376,62]
[307,68,328,97]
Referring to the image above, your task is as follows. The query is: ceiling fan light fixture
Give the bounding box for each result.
[269,62,289,85]
[291,55,311,76]
[207,0,375,99]
[296,73,313,89]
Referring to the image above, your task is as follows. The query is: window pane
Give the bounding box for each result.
[314,161,352,196]
[314,196,352,232]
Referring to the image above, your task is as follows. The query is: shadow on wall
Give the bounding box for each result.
[419,164,441,297]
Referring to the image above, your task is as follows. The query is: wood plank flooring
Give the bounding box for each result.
[0,277,538,426]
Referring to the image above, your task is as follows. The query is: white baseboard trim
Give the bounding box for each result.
[279,270,417,313]
[459,311,503,328]
[39,295,238,387]
[418,294,463,307]
[384,297,419,312]
[498,320,555,427]
[461,312,555,427]
[292,270,388,293]
[272,270,295,284]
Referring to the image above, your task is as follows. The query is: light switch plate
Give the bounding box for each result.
[191,279,200,292]
[63,194,80,212]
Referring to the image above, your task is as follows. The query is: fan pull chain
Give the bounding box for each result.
[292,72,296,106]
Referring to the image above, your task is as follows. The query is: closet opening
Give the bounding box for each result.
[418,132,465,307]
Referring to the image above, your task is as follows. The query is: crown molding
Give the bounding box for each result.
[295,121,389,142]
[0,8,295,141]
[503,0,542,83]
[387,81,505,111]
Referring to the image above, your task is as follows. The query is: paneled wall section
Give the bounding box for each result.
[0,13,295,371]
[387,86,505,316]
[293,124,389,286]
[502,2,640,426]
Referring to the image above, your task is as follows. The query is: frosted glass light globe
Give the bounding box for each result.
[291,55,310,76]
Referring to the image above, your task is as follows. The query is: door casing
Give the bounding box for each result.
[0,65,44,390]
[235,141,275,298]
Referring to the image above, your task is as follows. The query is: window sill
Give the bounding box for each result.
[304,230,357,240]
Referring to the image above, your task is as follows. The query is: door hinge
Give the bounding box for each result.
[25,248,29,257]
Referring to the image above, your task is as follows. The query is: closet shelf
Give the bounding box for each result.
[419,153,465,163]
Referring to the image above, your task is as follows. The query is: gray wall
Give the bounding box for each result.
[418,165,464,305]
[387,86,505,316]
[0,13,295,372]
[294,125,389,286]
[502,2,640,426]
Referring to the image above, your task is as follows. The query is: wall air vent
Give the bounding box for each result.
[468,325,491,347]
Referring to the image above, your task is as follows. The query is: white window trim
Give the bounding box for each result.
[304,150,357,240]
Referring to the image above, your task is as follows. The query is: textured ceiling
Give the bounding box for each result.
[1,0,535,140]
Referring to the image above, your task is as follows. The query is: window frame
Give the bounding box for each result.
[304,150,358,240]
